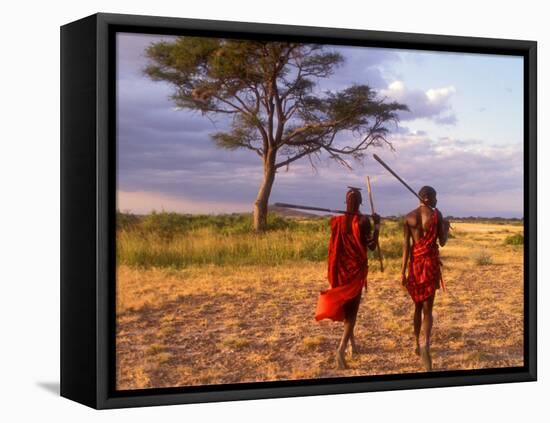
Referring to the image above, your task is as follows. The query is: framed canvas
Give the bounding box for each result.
[60,12,537,409]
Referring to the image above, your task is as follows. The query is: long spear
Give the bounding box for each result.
[366,176,384,272]
[372,154,431,208]
[273,202,371,216]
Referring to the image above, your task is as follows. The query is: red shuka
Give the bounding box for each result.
[315,215,368,322]
[406,209,441,303]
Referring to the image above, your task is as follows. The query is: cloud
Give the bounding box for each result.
[380,81,457,125]
[322,46,401,90]
[118,131,524,218]
[117,33,177,79]
[365,131,524,217]
[115,34,523,218]
[274,132,524,218]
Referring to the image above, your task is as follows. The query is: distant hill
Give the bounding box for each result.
[268,204,325,219]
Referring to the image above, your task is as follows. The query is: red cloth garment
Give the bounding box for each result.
[315,215,368,322]
[407,209,441,303]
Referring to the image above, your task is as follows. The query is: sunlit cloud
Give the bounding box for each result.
[380,80,457,125]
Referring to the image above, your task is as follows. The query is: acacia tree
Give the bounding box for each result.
[144,38,408,231]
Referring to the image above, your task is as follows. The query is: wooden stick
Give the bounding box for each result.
[273,202,371,216]
[366,176,384,272]
[373,154,432,209]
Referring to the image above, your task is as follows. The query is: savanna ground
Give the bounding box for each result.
[115,212,524,390]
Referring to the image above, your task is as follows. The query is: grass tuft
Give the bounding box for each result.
[471,249,493,266]
[302,335,325,351]
[221,336,250,350]
[148,343,165,355]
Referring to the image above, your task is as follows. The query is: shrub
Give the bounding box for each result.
[472,249,493,266]
[265,213,299,231]
[299,238,328,261]
[380,237,403,259]
[381,219,402,237]
[116,211,140,230]
[504,233,524,246]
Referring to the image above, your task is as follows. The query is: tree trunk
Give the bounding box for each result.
[253,150,277,232]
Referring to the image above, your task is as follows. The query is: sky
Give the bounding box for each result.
[116,32,524,218]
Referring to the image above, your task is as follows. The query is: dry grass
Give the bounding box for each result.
[116,222,524,390]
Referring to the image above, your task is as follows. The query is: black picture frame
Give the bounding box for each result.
[60,12,537,409]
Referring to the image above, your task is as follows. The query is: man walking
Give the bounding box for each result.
[315,187,380,369]
[401,186,449,371]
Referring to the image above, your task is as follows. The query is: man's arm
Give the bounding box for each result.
[437,209,449,247]
[401,217,411,286]
[359,214,380,251]
[359,215,370,247]
[367,214,381,251]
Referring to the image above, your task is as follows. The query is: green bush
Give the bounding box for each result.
[504,233,524,246]
[116,211,140,230]
[117,211,305,238]
[380,237,403,259]
[299,238,328,261]
[381,219,402,237]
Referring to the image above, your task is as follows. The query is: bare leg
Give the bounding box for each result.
[348,298,362,356]
[420,294,436,371]
[336,320,352,369]
[336,294,361,368]
[349,333,360,356]
[414,302,422,355]
[423,294,435,350]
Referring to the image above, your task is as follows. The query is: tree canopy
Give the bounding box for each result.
[144,38,408,230]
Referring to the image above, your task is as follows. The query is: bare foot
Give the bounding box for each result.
[415,345,420,356]
[336,350,348,369]
[349,339,360,357]
[420,347,432,371]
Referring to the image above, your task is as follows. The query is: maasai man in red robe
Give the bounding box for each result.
[315,188,380,369]
[401,186,450,371]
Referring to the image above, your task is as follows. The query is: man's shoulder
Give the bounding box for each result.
[405,208,420,222]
